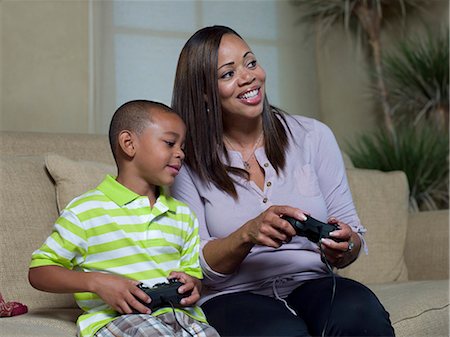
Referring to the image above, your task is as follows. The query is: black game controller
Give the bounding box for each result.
[281,214,339,243]
[136,279,190,311]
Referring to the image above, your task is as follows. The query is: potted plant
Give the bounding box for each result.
[291,0,448,210]
[290,0,427,139]
[348,28,449,210]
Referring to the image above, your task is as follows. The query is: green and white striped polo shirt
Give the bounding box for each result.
[30,175,206,337]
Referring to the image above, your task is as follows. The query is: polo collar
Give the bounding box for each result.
[97,175,177,212]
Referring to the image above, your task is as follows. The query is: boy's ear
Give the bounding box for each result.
[118,130,136,157]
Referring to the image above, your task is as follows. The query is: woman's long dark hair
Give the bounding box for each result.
[172,25,289,198]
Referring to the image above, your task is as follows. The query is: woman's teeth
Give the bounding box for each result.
[240,89,258,99]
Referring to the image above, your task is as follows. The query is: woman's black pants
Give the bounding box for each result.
[201,277,395,337]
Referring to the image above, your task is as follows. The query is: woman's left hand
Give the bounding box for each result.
[319,218,361,269]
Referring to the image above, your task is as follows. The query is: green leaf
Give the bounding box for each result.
[346,124,449,211]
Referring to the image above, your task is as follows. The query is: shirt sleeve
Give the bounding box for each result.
[310,120,367,253]
[179,213,203,280]
[30,209,88,269]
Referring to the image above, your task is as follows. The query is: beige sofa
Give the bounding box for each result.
[0,131,448,337]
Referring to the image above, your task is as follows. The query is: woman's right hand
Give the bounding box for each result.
[241,205,305,248]
[203,205,306,274]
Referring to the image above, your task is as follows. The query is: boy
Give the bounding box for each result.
[29,100,219,337]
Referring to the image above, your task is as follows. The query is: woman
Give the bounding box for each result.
[171,25,394,337]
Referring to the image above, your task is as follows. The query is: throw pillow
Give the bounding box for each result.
[45,153,116,211]
[337,168,409,284]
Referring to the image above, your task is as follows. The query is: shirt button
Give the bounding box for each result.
[264,163,269,167]
[263,197,268,203]
[266,181,272,187]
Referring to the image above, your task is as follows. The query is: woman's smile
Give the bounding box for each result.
[237,87,262,105]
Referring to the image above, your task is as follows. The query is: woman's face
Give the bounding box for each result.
[217,34,266,121]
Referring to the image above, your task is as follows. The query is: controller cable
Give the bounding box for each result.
[318,237,336,337]
[167,300,195,337]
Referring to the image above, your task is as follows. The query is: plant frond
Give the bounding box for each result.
[382,26,449,127]
[290,0,428,35]
[346,124,449,210]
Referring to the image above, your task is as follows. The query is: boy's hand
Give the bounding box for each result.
[168,271,201,306]
[90,273,151,315]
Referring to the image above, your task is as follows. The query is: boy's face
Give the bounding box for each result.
[133,109,186,187]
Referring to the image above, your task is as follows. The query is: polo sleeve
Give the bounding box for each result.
[30,209,88,269]
[179,214,203,280]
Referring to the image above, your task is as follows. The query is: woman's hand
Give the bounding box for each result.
[203,205,305,274]
[319,217,361,268]
[242,205,305,248]
[168,271,201,306]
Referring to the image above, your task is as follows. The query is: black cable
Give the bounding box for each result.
[319,238,337,337]
[168,300,195,337]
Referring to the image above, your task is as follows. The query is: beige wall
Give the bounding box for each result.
[1,0,319,135]
[1,0,89,133]
[2,0,446,141]
[276,2,319,118]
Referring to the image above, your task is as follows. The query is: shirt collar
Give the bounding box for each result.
[97,175,177,212]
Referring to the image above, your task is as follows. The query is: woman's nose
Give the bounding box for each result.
[238,68,255,85]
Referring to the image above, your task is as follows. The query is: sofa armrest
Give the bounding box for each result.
[404,210,449,280]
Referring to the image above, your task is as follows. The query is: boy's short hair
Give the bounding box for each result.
[109,100,174,161]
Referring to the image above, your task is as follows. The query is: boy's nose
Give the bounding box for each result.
[175,148,185,160]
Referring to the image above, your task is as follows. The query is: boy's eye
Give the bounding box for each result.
[248,60,257,68]
[164,140,175,147]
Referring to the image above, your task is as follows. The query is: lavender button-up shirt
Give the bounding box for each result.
[171,115,366,304]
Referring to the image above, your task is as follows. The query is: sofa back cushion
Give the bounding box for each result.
[0,131,113,164]
[45,153,116,211]
[0,156,76,309]
[405,210,449,280]
[337,168,409,284]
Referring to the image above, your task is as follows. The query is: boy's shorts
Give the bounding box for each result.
[95,311,219,337]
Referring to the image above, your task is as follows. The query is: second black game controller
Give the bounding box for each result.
[281,214,339,243]
[136,279,190,311]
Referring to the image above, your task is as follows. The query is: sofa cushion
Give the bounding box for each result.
[45,153,116,211]
[337,169,409,284]
[0,156,75,309]
[369,280,449,337]
[0,308,80,337]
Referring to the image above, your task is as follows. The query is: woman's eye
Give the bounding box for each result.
[221,71,234,79]
[248,60,257,68]
[164,140,175,147]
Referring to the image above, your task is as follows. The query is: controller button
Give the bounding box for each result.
[347,240,355,252]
